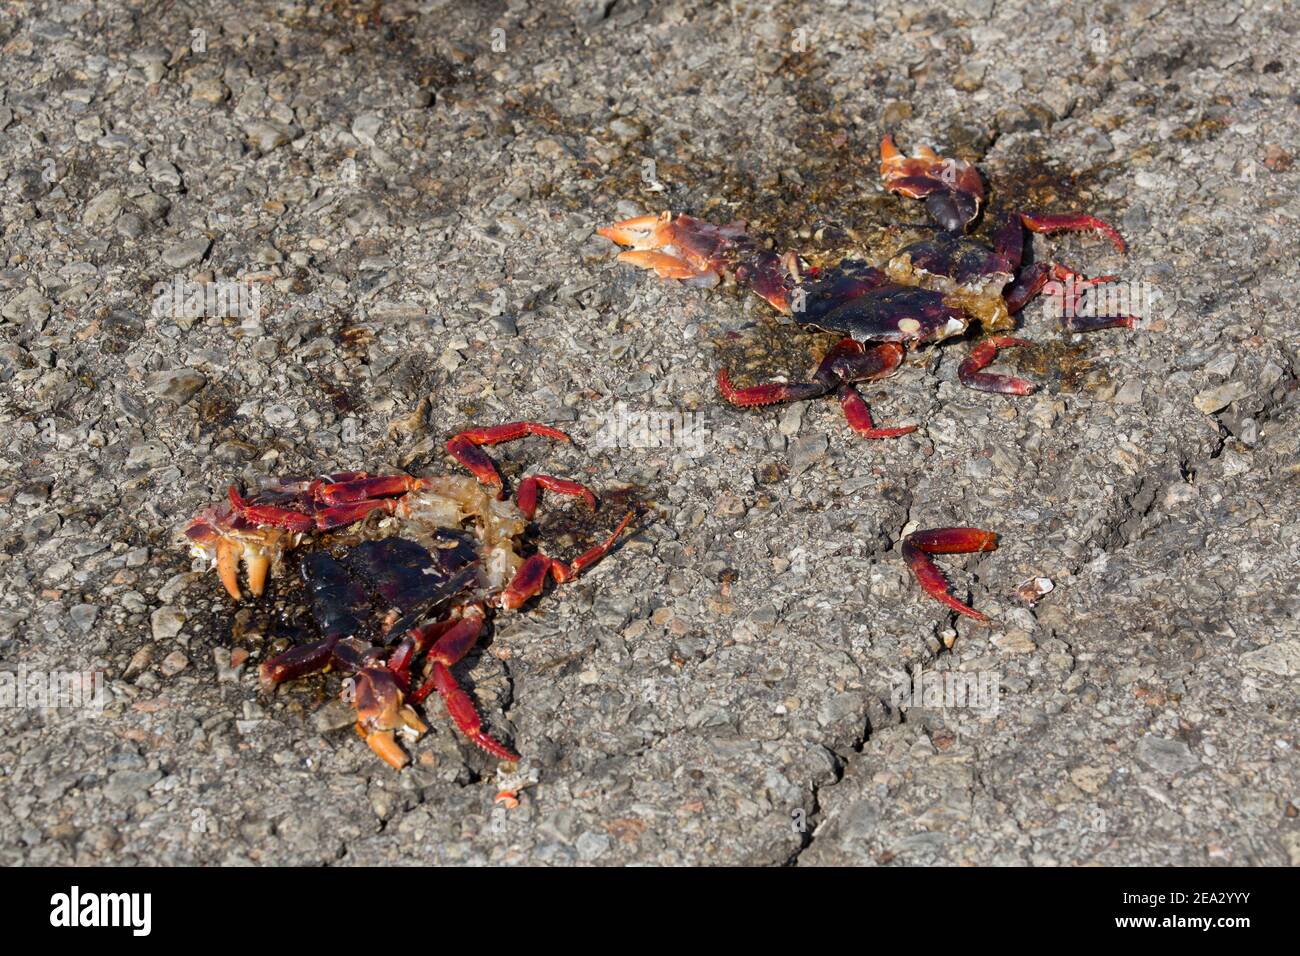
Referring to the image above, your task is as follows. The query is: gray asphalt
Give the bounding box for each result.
[1,0,1296,865]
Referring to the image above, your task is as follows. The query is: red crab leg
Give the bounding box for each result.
[823,339,904,382]
[259,638,340,689]
[422,662,519,760]
[1018,211,1126,254]
[1002,262,1052,314]
[718,339,909,426]
[717,369,828,407]
[313,473,422,504]
[1064,312,1138,333]
[498,511,634,610]
[1051,267,1139,332]
[516,475,598,521]
[902,528,998,624]
[446,422,573,497]
[228,486,314,533]
[393,618,458,674]
[408,608,519,761]
[562,509,635,578]
[828,341,915,438]
[838,385,917,439]
[958,337,1037,396]
[313,498,401,529]
[1007,263,1139,331]
[229,484,401,532]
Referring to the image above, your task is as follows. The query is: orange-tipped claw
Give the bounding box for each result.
[353,667,428,770]
[597,212,671,249]
[183,505,292,602]
[360,727,412,770]
[215,537,242,601]
[880,134,984,230]
[599,211,748,283]
[618,249,713,281]
[246,552,271,597]
[880,134,983,203]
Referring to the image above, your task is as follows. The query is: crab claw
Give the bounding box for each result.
[183,504,293,601]
[597,212,673,250]
[598,211,736,285]
[600,212,798,312]
[353,666,428,770]
[598,210,754,282]
[880,134,985,231]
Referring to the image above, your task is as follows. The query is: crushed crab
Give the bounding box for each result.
[180,422,635,770]
[601,134,1138,625]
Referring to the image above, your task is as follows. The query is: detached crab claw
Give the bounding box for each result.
[183,502,293,601]
[352,666,428,770]
[880,134,985,231]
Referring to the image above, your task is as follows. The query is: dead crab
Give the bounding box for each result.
[599,135,1135,621]
[184,422,633,769]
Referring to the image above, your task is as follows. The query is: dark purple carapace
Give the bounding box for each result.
[185,422,637,770]
[797,265,966,345]
[263,538,480,687]
[601,133,1136,440]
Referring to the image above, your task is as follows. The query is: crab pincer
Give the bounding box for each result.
[352,666,430,769]
[902,527,999,624]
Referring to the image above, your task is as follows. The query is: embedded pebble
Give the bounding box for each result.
[1136,736,1201,775]
[146,368,207,403]
[1193,381,1248,414]
[150,607,186,641]
[161,238,211,269]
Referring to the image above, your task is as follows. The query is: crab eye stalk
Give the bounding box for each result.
[926,189,979,233]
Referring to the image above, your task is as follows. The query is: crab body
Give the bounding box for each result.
[600,134,1140,621]
[182,423,633,770]
[795,260,970,346]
